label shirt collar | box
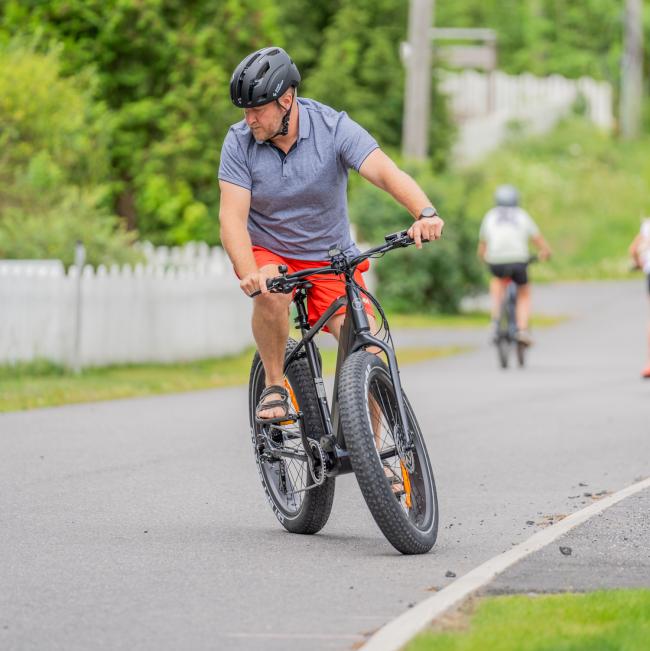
[297,99,311,140]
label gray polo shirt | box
[218,97,379,260]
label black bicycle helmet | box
[230,47,301,108]
[494,184,519,207]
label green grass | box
[462,117,650,281]
[0,345,467,413]
[408,590,650,651]
[386,310,567,329]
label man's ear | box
[279,89,294,111]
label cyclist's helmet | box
[494,184,519,207]
[230,47,301,108]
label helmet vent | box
[254,62,270,81]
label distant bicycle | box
[248,230,439,555]
[494,256,538,369]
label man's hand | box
[239,266,279,297]
[407,216,444,249]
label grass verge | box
[0,345,468,413]
[386,310,567,329]
[407,590,650,651]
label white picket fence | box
[0,236,375,368]
[441,70,614,163]
[0,252,252,367]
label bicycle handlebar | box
[249,229,423,298]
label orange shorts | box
[250,246,374,329]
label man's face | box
[243,91,292,141]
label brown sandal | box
[255,385,291,424]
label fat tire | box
[498,337,509,369]
[516,341,526,367]
[249,338,335,534]
[338,351,438,555]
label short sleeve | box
[218,130,252,190]
[520,209,540,237]
[335,112,379,171]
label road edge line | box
[360,476,650,651]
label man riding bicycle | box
[218,47,444,422]
[477,185,551,346]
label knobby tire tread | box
[338,351,437,555]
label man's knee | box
[254,292,292,315]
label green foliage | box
[436,0,633,85]
[461,117,650,280]
[1,0,648,299]
[0,41,138,265]
[350,165,484,313]
[304,0,454,166]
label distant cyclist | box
[477,185,551,346]
[629,217,650,378]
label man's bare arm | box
[219,181,257,278]
[629,234,643,268]
[359,149,432,218]
[359,149,444,247]
[531,234,552,261]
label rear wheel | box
[516,341,526,367]
[338,351,438,555]
[497,334,509,369]
[249,338,335,534]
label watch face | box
[420,207,436,219]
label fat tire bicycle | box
[248,230,439,555]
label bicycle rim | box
[367,369,436,532]
[252,375,311,518]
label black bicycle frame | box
[282,271,412,477]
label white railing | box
[0,255,252,367]
[440,70,614,163]
[0,237,375,368]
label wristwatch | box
[418,206,438,220]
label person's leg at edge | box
[252,263,293,420]
[641,286,650,379]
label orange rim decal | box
[400,461,412,509]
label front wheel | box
[338,351,438,554]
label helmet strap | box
[267,91,294,141]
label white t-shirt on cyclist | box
[639,219,650,274]
[479,207,540,264]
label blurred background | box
[0,0,648,376]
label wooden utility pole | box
[620,0,643,139]
[402,0,434,159]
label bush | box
[0,41,138,265]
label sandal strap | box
[256,385,291,422]
[259,385,289,401]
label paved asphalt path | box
[1,281,649,651]
[486,486,650,595]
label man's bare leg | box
[515,283,531,330]
[252,264,293,420]
[490,277,506,321]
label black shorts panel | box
[488,262,529,285]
